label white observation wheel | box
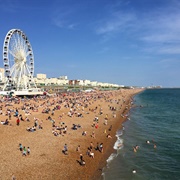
[3,29,37,91]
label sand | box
[0,88,143,180]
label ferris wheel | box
[3,29,37,91]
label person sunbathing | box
[52,130,59,136]
[1,119,9,125]
[26,126,36,132]
[26,126,31,131]
[82,131,87,136]
[89,151,94,158]
[107,134,112,138]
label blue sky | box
[0,0,180,87]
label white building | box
[83,80,91,86]
[90,81,98,86]
[45,78,57,85]
[37,74,47,79]
[56,78,69,85]
[34,78,45,85]
[59,76,68,80]
[0,67,122,88]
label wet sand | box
[0,88,143,180]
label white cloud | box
[67,23,78,30]
[158,58,177,64]
[94,1,180,56]
[141,13,180,43]
[158,46,180,54]
[52,7,78,29]
[52,18,65,28]
[95,11,136,35]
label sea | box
[102,88,180,180]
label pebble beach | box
[0,88,143,180]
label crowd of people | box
[0,89,137,179]
[19,143,30,156]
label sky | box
[0,0,180,87]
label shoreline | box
[90,89,144,180]
[0,88,144,180]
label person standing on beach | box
[76,145,80,152]
[109,125,112,131]
[79,154,85,166]
[27,147,30,155]
[19,143,23,151]
[8,112,11,120]
[90,142,94,150]
[63,144,68,155]
[22,146,27,156]
[91,131,95,138]
[80,154,83,161]
[15,109,19,117]
[95,123,99,129]
[99,143,103,153]
[16,118,20,126]
[96,142,99,151]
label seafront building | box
[0,67,123,89]
[34,74,121,88]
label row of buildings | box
[0,68,123,88]
[34,74,122,87]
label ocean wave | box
[106,153,117,163]
[106,129,124,168]
[114,138,124,150]
[114,129,124,150]
[116,129,123,137]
